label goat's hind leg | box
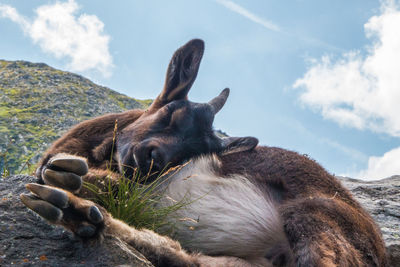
[281,198,386,267]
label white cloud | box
[293,0,400,179]
[215,0,280,32]
[0,0,113,76]
[294,1,400,137]
[356,146,400,180]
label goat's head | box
[117,39,258,180]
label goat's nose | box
[146,147,160,168]
[139,145,165,173]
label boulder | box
[0,175,153,267]
[339,175,400,266]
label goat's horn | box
[208,88,230,114]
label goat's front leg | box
[36,153,122,199]
[21,184,106,238]
[20,181,199,267]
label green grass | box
[0,150,37,178]
[1,151,10,178]
[0,107,10,117]
[0,60,8,68]
[84,167,189,234]
[136,99,153,108]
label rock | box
[339,175,400,266]
[0,59,152,174]
[0,175,153,267]
[1,174,399,266]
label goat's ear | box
[151,39,204,109]
[220,136,258,155]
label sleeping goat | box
[21,39,387,266]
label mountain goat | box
[21,39,387,266]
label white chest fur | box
[159,155,286,258]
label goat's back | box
[218,146,387,266]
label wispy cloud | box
[0,4,29,28]
[281,116,367,163]
[215,0,280,32]
[215,0,341,51]
[0,0,113,77]
[319,137,368,163]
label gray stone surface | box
[339,175,400,266]
[0,175,153,267]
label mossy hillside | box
[0,60,151,174]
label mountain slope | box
[0,60,151,174]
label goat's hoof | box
[49,157,88,176]
[20,193,63,222]
[21,183,104,238]
[43,169,82,192]
[42,155,88,193]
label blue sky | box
[1,0,400,180]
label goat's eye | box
[155,105,173,126]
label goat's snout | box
[134,142,168,176]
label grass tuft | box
[1,151,10,178]
[84,168,189,234]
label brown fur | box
[37,109,144,173]
[217,146,387,266]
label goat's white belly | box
[159,156,285,258]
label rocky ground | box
[0,174,399,266]
[339,175,400,265]
[0,60,151,174]
[0,175,153,267]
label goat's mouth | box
[117,148,138,180]
[118,152,164,183]
[119,162,137,180]
[135,159,167,184]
